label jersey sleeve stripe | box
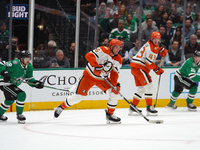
[146,58,152,64]
[91,51,99,58]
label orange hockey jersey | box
[83,46,122,86]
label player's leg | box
[54,75,94,118]
[0,99,14,121]
[97,80,121,123]
[144,83,158,116]
[129,68,150,115]
[166,75,185,109]
[186,82,198,111]
[16,91,26,123]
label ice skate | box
[105,109,121,124]
[54,105,64,118]
[0,115,8,121]
[165,103,177,109]
[146,105,158,116]
[187,103,197,111]
[128,105,142,116]
[17,114,26,124]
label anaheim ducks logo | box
[154,47,157,50]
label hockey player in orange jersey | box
[129,31,168,116]
[54,39,122,123]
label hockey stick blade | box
[148,119,164,124]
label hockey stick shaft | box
[154,74,161,108]
[11,79,69,92]
[104,78,163,124]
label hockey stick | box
[154,74,161,108]
[104,78,163,124]
[10,79,70,92]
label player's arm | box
[25,64,44,89]
[0,61,10,82]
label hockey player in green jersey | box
[166,50,200,111]
[0,50,44,123]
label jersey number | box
[136,47,145,58]
[149,54,156,60]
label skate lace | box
[149,106,155,110]
[111,114,118,119]
[1,115,6,119]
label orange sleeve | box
[145,62,157,70]
[110,70,118,87]
[85,52,98,67]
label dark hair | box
[0,21,6,27]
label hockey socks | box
[0,100,14,116]
[186,86,197,104]
[169,91,180,105]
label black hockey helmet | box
[19,50,31,59]
[194,50,200,57]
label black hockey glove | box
[33,80,44,89]
[1,70,10,82]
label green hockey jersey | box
[176,57,200,82]
[0,59,36,86]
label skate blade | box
[188,108,197,112]
[146,112,158,116]
[18,120,25,124]
[165,106,177,109]
[106,120,121,124]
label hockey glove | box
[33,80,44,89]
[153,66,164,75]
[159,47,168,57]
[93,64,103,76]
[1,70,10,82]
[111,83,120,94]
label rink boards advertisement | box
[1,68,200,111]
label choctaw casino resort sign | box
[7,4,29,19]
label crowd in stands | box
[96,0,200,67]
[1,0,200,68]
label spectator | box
[115,3,127,21]
[182,18,196,42]
[185,6,196,23]
[98,2,107,17]
[99,38,109,46]
[98,7,112,42]
[124,13,137,34]
[155,12,169,28]
[132,7,146,27]
[118,37,130,67]
[196,29,200,44]
[152,4,166,23]
[126,0,139,16]
[165,20,176,40]
[80,1,96,17]
[141,14,156,30]
[68,42,75,67]
[47,40,58,53]
[165,40,185,66]
[175,0,184,15]
[170,27,185,50]
[159,25,170,49]
[128,38,141,62]
[0,21,9,43]
[2,36,20,61]
[33,43,47,68]
[187,0,199,14]
[184,34,200,59]
[142,0,155,15]
[109,20,130,41]
[106,0,118,16]
[141,18,158,43]
[67,42,86,68]
[109,13,120,31]
[193,12,200,31]
[50,50,70,68]
[0,21,9,57]
[168,3,180,24]
[173,15,183,28]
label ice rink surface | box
[0,107,200,150]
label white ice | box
[0,107,200,150]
